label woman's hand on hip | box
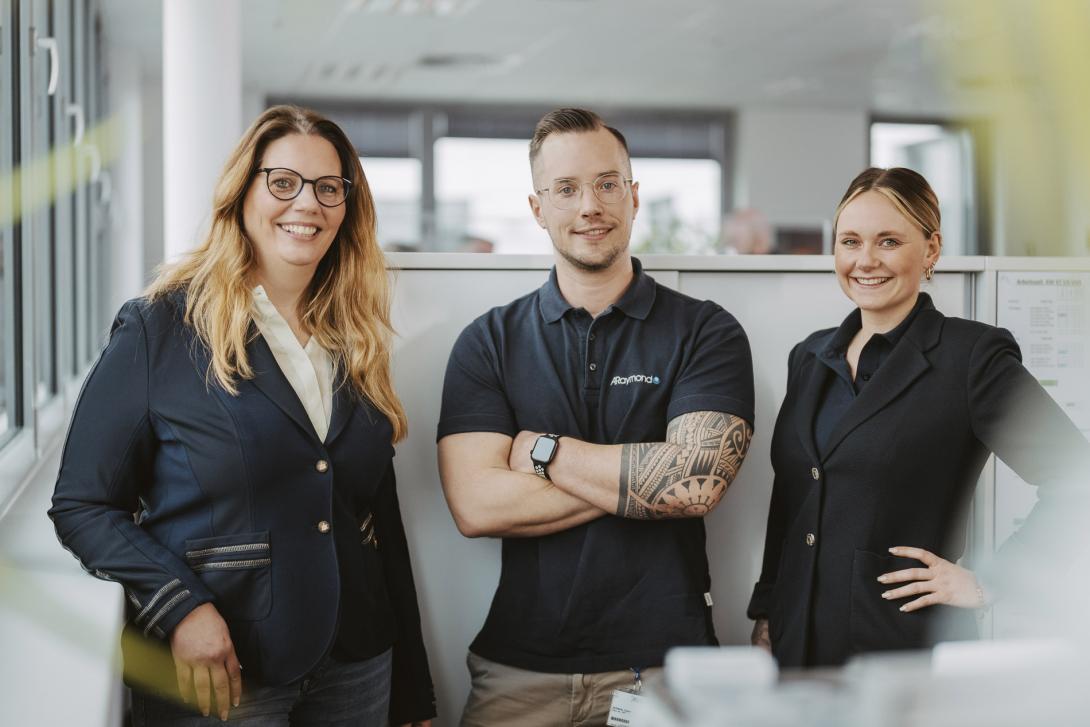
[751,618,771,651]
[878,546,986,611]
[170,602,242,720]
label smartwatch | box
[530,434,561,480]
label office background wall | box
[85,1,1090,274]
[733,109,868,232]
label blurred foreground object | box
[641,642,1090,726]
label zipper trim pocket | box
[186,543,270,560]
[192,558,272,572]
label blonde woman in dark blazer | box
[51,106,434,726]
[748,167,1090,667]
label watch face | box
[530,436,558,464]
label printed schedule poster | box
[994,271,1090,546]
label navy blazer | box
[50,294,435,722]
[748,297,1090,667]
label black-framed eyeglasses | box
[535,173,634,210]
[257,167,352,207]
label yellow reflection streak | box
[0,558,198,710]
[931,0,1090,255]
[0,113,122,228]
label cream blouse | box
[251,285,333,441]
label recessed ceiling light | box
[417,53,503,69]
[344,0,479,16]
[764,77,808,97]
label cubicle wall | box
[386,253,979,724]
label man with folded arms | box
[438,107,755,727]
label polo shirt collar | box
[538,267,571,323]
[537,257,657,323]
[612,258,656,320]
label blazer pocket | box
[184,531,272,622]
[848,549,929,655]
[359,512,379,550]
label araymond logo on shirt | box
[610,373,660,386]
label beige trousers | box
[459,651,662,727]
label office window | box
[0,0,109,463]
[0,238,12,442]
[73,0,91,367]
[88,10,111,353]
[0,0,13,443]
[631,158,721,254]
[18,0,55,406]
[53,0,76,383]
[299,103,733,254]
[434,137,545,254]
[32,117,56,407]
[434,141,725,255]
[362,157,422,251]
[871,121,976,255]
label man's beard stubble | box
[553,239,627,272]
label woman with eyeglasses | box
[50,105,435,726]
[747,167,1090,667]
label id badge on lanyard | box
[606,668,647,727]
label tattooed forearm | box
[617,411,753,519]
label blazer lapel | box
[820,308,943,460]
[794,344,829,469]
[324,383,355,445]
[247,332,321,442]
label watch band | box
[531,433,561,481]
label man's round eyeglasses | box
[535,173,633,210]
[257,167,352,208]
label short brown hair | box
[834,167,941,239]
[529,107,630,169]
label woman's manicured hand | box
[878,546,986,612]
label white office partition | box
[388,259,551,722]
[387,253,983,723]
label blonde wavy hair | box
[146,104,407,442]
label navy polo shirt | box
[437,258,754,673]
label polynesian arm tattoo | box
[617,411,753,519]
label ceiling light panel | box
[344,0,480,16]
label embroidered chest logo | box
[610,373,661,386]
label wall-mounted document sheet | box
[995,272,1090,547]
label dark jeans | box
[132,648,392,727]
